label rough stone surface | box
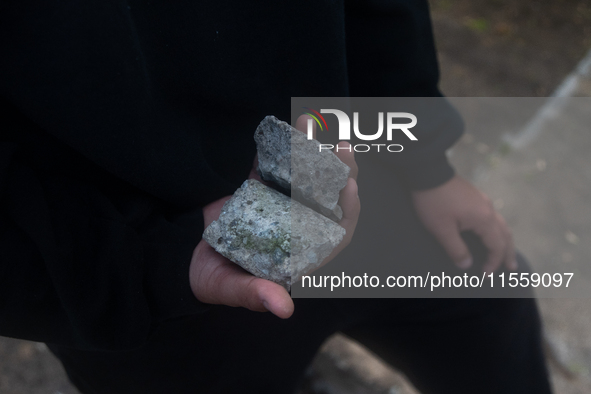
[255,116,350,221]
[203,179,345,290]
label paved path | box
[465,52,591,394]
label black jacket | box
[0,0,461,350]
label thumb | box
[191,241,295,318]
[295,114,316,139]
[214,269,294,319]
[430,225,473,269]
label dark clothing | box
[0,0,456,350]
[50,298,549,394]
[0,0,551,393]
[49,154,552,394]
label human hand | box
[411,175,517,273]
[189,115,360,319]
[294,115,360,268]
[189,196,294,319]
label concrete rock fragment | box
[255,115,350,221]
[203,179,345,290]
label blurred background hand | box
[411,175,517,273]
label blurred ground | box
[467,93,591,393]
[432,0,591,97]
[436,3,591,393]
[0,340,77,394]
[1,1,591,393]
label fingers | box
[412,176,518,274]
[475,222,506,274]
[338,177,360,243]
[256,279,295,319]
[497,212,518,271]
[190,241,295,319]
[334,141,359,181]
[430,223,473,269]
[319,177,360,266]
[295,114,316,140]
[339,178,361,231]
[296,115,358,181]
[296,115,359,179]
[429,216,517,274]
[467,203,519,273]
[333,141,360,256]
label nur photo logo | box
[302,108,418,153]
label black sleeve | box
[0,107,207,351]
[344,0,464,189]
[0,1,256,351]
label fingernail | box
[457,257,472,269]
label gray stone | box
[255,115,350,221]
[203,179,346,290]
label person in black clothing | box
[0,1,552,393]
